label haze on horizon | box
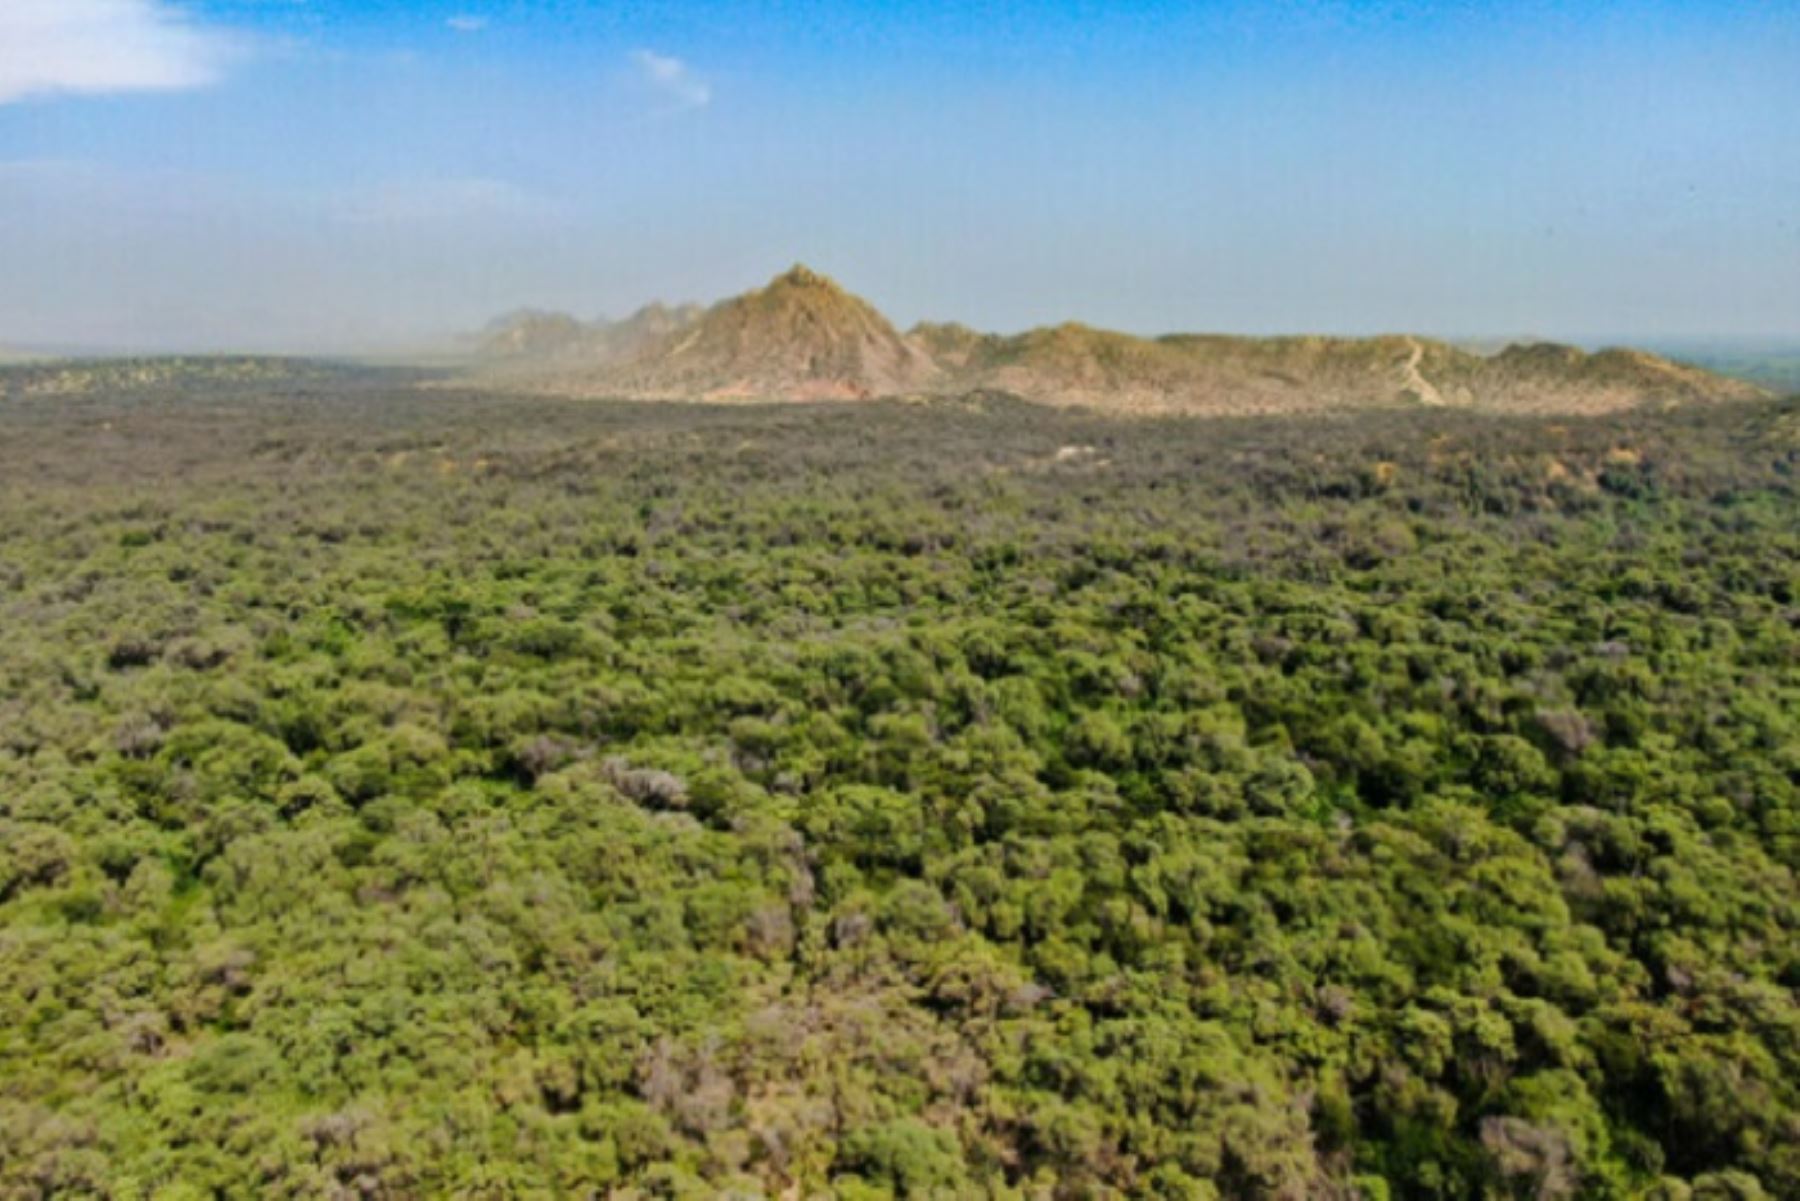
[1,0,1796,356]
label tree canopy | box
[1,377,1796,1198]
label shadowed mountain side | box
[473,267,1769,414]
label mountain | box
[477,309,590,359]
[474,268,1768,413]
[478,302,705,365]
[484,266,936,401]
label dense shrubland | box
[0,378,1796,1199]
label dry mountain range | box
[476,265,1768,414]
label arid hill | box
[475,267,1769,414]
[479,303,705,367]
[0,356,366,400]
[477,309,590,359]
[483,267,936,401]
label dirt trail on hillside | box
[1400,337,1446,406]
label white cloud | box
[446,15,489,33]
[0,0,240,105]
[631,49,710,112]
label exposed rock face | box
[474,268,1769,414]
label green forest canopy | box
[1,377,1796,1198]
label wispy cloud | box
[446,15,489,34]
[631,49,711,112]
[0,0,241,105]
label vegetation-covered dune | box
[0,378,1795,1197]
[0,356,376,401]
[1657,346,1800,397]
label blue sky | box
[1,0,1796,352]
